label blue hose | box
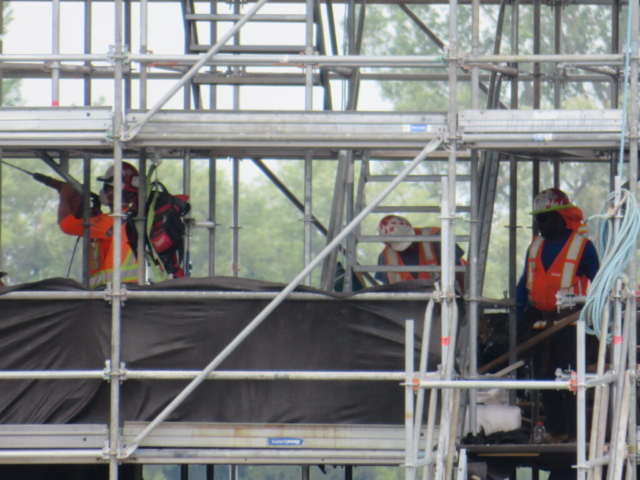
[580,190,640,339]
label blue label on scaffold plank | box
[268,437,304,446]
[410,124,427,132]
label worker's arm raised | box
[57,183,84,224]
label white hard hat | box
[532,188,573,215]
[378,215,415,252]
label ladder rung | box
[190,45,308,54]
[372,206,472,213]
[186,13,308,22]
[358,235,470,243]
[365,174,471,183]
[352,265,466,273]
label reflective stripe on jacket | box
[60,213,138,289]
[381,227,440,284]
[525,232,589,313]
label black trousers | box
[532,325,578,436]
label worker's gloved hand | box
[32,173,65,192]
[90,192,102,216]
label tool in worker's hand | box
[0,159,35,176]
[0,159,101,213]
[0,159,66,191]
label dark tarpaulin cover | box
[0,277,446,425]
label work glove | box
[33,173,65,192]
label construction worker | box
[516,188,599,442]
[376,215,466,290]
[56,162,139,289]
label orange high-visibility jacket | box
[59,213,138,289]
[526,231,589,312]
[381,227,440,284]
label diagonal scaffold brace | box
[120,132,446,458]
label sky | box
[3,1,393,111]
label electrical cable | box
[580,190,640,339]
[66,236,82,278]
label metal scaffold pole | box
[625,3,638,479]
[108,0,126,477]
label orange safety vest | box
[60,213,138,289]
[525,232,589,313]
[381,227,440,284]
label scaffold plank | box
[0,425,107,448]
[458,109,623,133]
[123,422,433,451]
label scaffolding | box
[0,0,638,478]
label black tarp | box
[0,277,447,425]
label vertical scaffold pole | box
[625,3,638,479]
[508,156,517,406]
[52,0,60,106]
[413,299,435,461]
[136,153,147,284]
[588,303,610,480]
[183,151,192,276]
[468,0,480,434]
[304,152,313,286]
[209,158,217,277]
[109,0,125,477]
[405,320,416,480]
[139,0,148,109]
[302,0,314,285]
[232,158,240,277]
[577,319,587,480]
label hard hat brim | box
[530,203,574,215]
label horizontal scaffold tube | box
[0,290,434,301]
[0,450,105,460]
[0,371,104,379]
[128,53,624,67]
[461,134,622,142]
[129,449,407,462]
[123,370,406,381]
[418,379,572,389]
[0,53,624,70]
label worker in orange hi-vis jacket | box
[35,162,140,289]
[516,188,599,443]
[376,214,466,292]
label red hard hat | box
[97,162,139,192]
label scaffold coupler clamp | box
[107,44,131,65]
[103,360,127,384]
[102,441,111,459]
[433,282,443,304]
[103,360,111,382]
[569,371,578,393]
[412,372,421,392]
[556,289,575,310]
[104,283,129,305]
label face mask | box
[99,188,109,207]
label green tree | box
[361,3,615,110]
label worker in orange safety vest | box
[376,215,466,291]
[56,162,139,289]
[516,188,599,442]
